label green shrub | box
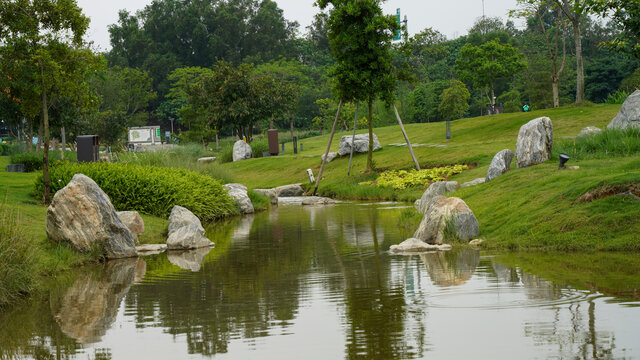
[0,205,38,307]
[10,153,43,172]
[34,162,239,222]
[219,146,234,164]
[554,127,640,160]
[360,165,469,190]
[0,143,20,156]
[605,89,629,104]
[250,138,269,158]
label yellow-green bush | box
[362,165,468,189]
[35,162,238,222]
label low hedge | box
[0,143,19,156]
[35,162,239,222]
[10,152,44,172]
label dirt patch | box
[577,183,640,203]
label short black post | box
[446,119,451,140]
[281,142,285,154]
[293,136,298,154]
[300,143,303,152]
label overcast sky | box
[77,0,523,51]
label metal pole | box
[393,104,420,171]
[348,102,359,176]
[313,99,343,196]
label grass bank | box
[222,103,640,251]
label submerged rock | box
[167,206,214,250]
[607,90,640,130]
[337,133,382,156]
[486,149,514,182]
[136,244,167,255]
[515,117,553,168]
[414,196,479,244]
[224,183,255,214]
[301,196,335,206]
[46,174,137,259]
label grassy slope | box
[223,104,640,251]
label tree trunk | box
[574,20,584,104]
[61,126,66,161]
[290,114,294,142]
[366,101,374,173]
[37,122,43,154]
[348,102,359,176]
[42,87,51,205]
[552,78,560,108]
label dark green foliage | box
[0,143,19,156]
[250,138,269,158]
[34,163,238,222]
[554,127,640,160]
[498,90,523,113]
[9,153,42,172]
[605,90,629,104]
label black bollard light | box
[559,153,570,169]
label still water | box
[1,202,640,359]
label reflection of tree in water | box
[492,262,619,359]
[420,248,480,287]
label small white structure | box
[128,126,172,152]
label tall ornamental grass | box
[554,128,640,160]
[118,143,235,184]
[0,205,38,308]
[35,162,239,222]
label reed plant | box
[554,127,640,160]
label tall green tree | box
[456,39,527,108]
[438,79,470,120]
[317,0,399,172]
[0,0,100,204]
[590,0,640,60]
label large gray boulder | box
[486,149,514,182]
[224,183,254,214]
[414,196,479,244]
[390,238,452,253]
[275,183,305,197]
[608,90,640,130]
[515,117,553,168]
[417,181,459,213]
[167,206,214,250]
[577,126,603,138]
[232,140,253,161]
[116,211,144,242]
[253,188,278,205]
[46,174,137,259]
[337,133,382,156]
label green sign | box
[156,128,161,137]
[393,8,401,41]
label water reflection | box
[0,203,639,360]
[167,247,212,272]
[50,258,144,344]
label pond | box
[1,202,639,359]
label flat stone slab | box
[136,244,167,255]
[278,196,336,206]
[390,238,453,253]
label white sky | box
[77,0,522,51]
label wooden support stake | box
[313,99,343,196]
[347,102,359,176]
[393,104,420,171]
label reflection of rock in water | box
[51,258,144,344]
[232,214,254,244]
[167,247,212,272]
[520,272,562,300]
[492,262,520,283]
[420,248,479,286]
[342,222,385,248]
